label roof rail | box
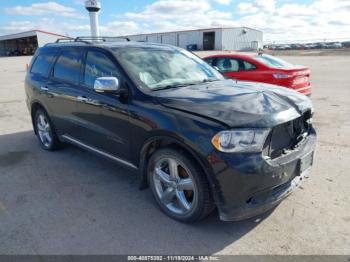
[75,36,106,42]
[55,38,76,43]
[76,36,130,42]
[55,36,130,44]
[54,36,130,45]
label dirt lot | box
[0,55,349,255]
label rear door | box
[45,47,84,137]
[213,57,264,83]
[233,59,263,82]
[26,50,57,114]
[73,48,131,161]
[215,57,241,79]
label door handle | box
[40,86,49,91]
[77,96,88,102]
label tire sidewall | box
[35,109,57,151]
[147,148,207,222]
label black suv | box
[25,38,316,222]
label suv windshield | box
[114,47,223,90]
[254,54,294,69]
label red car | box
[203,53,312,95]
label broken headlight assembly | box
[211,129,271,153]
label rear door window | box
[216,57,239,72]
[53,49,83,84]
[30,53,56,77]
[83,50,120,88]
[242,60,257,71]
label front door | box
[73,48,131,161]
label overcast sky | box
[1,0,349,43]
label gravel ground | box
[0,55,349,255]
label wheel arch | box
[30,101,48,134]
[138,135,217,193]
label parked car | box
[298,44,309,50]
[312,43,325,49]
[325,42,342,49]
[341,41,350,48]
[304,43,317,49]
[25,39,316,222]
[204,53,312,95]
[290,44,303,50]
[274,45,286,50]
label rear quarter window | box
[30,53,56,77]
[254,54,294,69]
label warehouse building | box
[124,27,263,51]
[0,30,69,56]
[0,27,263,56]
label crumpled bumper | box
[207,128,316,221]
[219,168,311,221]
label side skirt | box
[61,134,138,170]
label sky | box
[0,0,350,43]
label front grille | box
[263,110,312,159]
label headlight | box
[211,129,271,153]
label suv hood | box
[153,80,313,128]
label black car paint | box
[26,42,316,221]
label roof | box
[203,52,265,62]
[204,52,258,58]
[0,30,70,41]
[121,26,262,38]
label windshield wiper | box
[202,78,219,83]
[151,79,219,91]
[152,83,196,91]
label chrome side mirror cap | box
[94,77,120,93]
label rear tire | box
[34,109,61,151]
[148,148,214,223]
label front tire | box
[34,109,61,151]
[148,148,214,223]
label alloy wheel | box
[36,113,52,148]
[152,157,197,215]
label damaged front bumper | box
[208,128,316,221]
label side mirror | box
[94,77,124,94]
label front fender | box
[137,133,223,210]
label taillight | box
[273,73,293,79]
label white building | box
[0,30,69,56]
[0,27,263,56]
[124,27,263,51]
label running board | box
[61,135,138,170]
